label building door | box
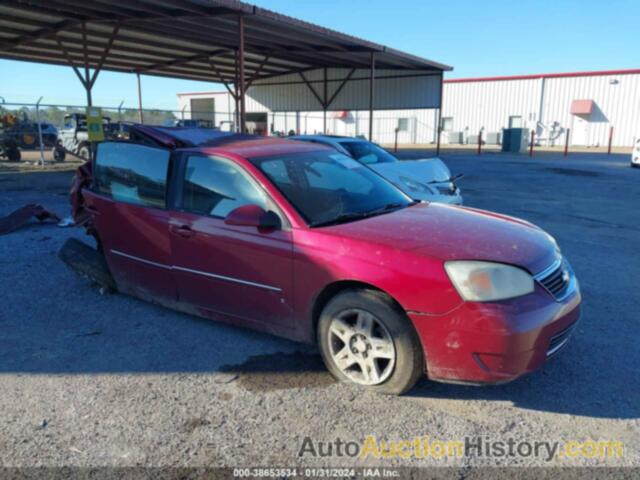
[571,116,589,146]
[246,112,268,136]
[190,98,215,127]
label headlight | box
[544,233,562,256]
[444,261,534,302]
[436,183,456,195]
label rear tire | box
[53,145,66,162]
[7,147,20,162]
[317,289,424,395]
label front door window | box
[182,155,267,218]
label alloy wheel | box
[327,308,396,386]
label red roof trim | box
[177,91,230,96]
[444,68,640,84]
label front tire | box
[78,143,91,161]
[317,289,424,395]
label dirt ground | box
[0,150,84,175]
[0,150,638,474]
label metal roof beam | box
[89,22,121,88]
[298,71,326,109]
[325,68,356,108]
[0,18,80,50]
[0,51,234,83]
[12,43,246,78]
[8,41,276,75]
[137,48,230,74]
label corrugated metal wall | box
[249,68,442,111]
[542,73,640,147]
[442,72,640,147]
[443,79,541,139]
[177,71,640,147]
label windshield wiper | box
[426,173,464,184]
[311,201,416,227]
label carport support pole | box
[436,73,444,156]
[435,111,442,156]
[529,130,535,157]
[136,73,144,124]
[238,15,246,134]
[368,52,376,142]
[323,68,328,134]
[607,126,614,155]
[234,50,241,132]
[85,86,92,107]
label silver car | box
[290,135,463,205]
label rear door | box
[84,141,176,303]
[169,153,294,327]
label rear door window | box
[94,142,170,208]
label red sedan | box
[72,126,581,394]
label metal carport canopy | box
[0,0,452,135]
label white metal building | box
[178,68,640,147]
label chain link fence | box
[0,99,443,165]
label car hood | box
[323,203,557,275]
[371,158,451,185]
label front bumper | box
[409,275,581,384]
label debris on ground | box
[0,204,61,236]
[57,216,75,228]
[58,237,116,292]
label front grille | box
[547,321,577,357]
[537,261,570,299]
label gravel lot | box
[0,151,638,472]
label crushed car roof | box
[129,125,331,157]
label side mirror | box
[224,204,281,231]
[451,173,464,182]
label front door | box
[170,153,294,327]
[85,141,176,303]
[571,116,590,146]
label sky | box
[0,0,638,111]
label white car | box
[290,135,463,204]
[632,138,640,168]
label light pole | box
[35,96,45,166]
[117,100,124,122]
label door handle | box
[170,224,195,239]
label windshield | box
[251,150,414,227]
[339,141,397,164]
